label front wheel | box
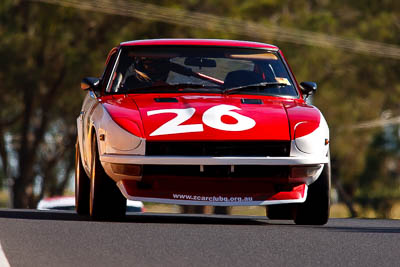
[294,159,331,225]
[89,134,127,220]
[75,139,90,215]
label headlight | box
[112,117,143,138]
[106,119,142,151]
[294,113,329,155]
[98,109,144,154]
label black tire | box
[89,134,127,220]
[294,159,331,225]
[75,139,90,215]
[266,204,295,220]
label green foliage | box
[355,126,400,218]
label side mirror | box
[300,81,317,97]
[81,77,100,91]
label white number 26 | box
[147,104,256,136]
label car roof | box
[120,39,279,50]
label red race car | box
[76,39,330,224]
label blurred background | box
[1,0,400,218]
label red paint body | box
[102,94,320,141]
[100,39,320,141]
[78,39,329,208]
[121,39,279,50]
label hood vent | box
[154,97,178,103]
[241,99,263,104]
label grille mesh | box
[143,165,289,178]
[145,141,290,157]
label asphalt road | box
[0,209,399,267]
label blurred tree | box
[355,125,400,218]
[0,0,128,207]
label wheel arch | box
[88,125,99,176]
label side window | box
[109,51,136,93]
[100,49,120,93]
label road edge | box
[0,242,10,267]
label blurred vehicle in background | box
[37,196,144,212]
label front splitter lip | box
[101,154,328,166]
[117,181,308,206]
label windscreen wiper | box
[223,82,288,94]
[125,83,219,93]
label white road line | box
[0,242,10,267]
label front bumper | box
[117,180,308,206]
[100,154,327,206]
[100,154,328,166]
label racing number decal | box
[203,104,256,131]
[147,104,256,136]
[147,108,203,136]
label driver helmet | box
[135,57,170,82]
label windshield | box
[106,46,298,97]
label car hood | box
[102,94,320,141]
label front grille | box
[143,165,289,179]
[145,141,290,157]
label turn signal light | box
[110,163,142,176]
[290,165,321,179]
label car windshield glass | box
[106,46,298,97]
